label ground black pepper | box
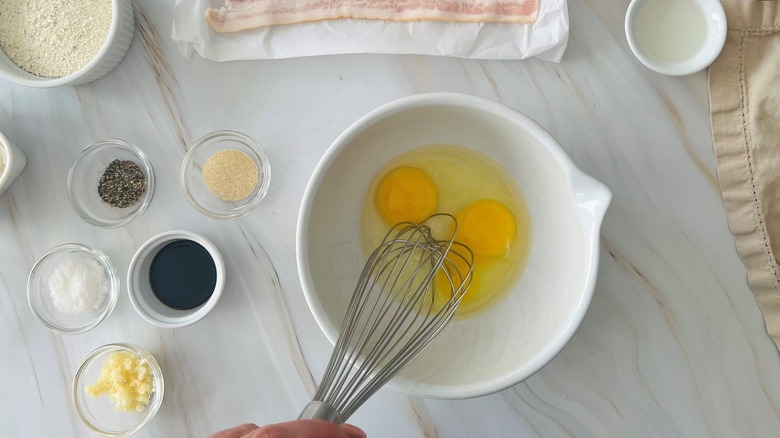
[97,159,147,208]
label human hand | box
[208,419,366,438]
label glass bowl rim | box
[67,139,155,228]
[27,243,120,335]
[180,129,271,220]
[72,342,165,437]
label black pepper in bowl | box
[98,159,147,208]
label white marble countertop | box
[2,0,780,436]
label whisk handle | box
[298,401,344,423]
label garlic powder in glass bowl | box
[181,130,271,220]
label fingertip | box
[339,423,367,438]
[240,423,261,428]
[207,423,260,438]
[235,423,261,432]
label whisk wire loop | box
[303,214,474,422]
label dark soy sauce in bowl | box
[149,239,217,310]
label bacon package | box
[206,0,539,33]
[172,0,567,61]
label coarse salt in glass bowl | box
[73,343,164,437]
[27,243,119,335]
[68,139,155,228]
[180,130,271,220]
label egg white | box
[360,144,531,317]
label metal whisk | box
[299,213,473,423]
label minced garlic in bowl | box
[86,350,154,412]
[73,343,164,436]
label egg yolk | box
[455,199,516,258]
[376,167,438,224]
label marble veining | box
[2,0,780,437]
[135,4,191,152]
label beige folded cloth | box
[709,0,780,349]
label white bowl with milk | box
[625,0,727,76]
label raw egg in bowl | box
[362,145,532,318]
[297,93,611,399]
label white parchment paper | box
[172,0,568,61]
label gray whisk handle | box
[298,401,344,423]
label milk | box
[636,0,708,63]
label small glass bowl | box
[68,139,155,228]
[180,130,271,220]
[73,343,164,437]
[27,243,119,335]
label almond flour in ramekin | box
[0,0,112,78]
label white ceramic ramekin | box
[297,93,612,399]
[0,0,135,87]
[625,0,727,76]
[127,230,225,329]
[0,129,26,197]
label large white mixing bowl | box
[297,93,611,399]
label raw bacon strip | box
[206,0,538,33]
